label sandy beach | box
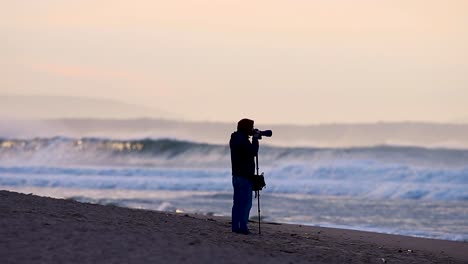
[0,190,466,264]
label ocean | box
[1,137,467,241]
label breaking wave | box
[1,137,468,167]
[1,137,468,201]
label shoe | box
[235,229,250,235]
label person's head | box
[237,118,254,135]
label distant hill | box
[1,118,468,149]
[0,95,171,119]
[455,117,468,124]
[1,95,467,148]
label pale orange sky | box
[2,1,468,124]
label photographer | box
[229,118,259,234]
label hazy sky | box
[2,0,467,124]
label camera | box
[253,129,273,139]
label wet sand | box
[0,190,466,263]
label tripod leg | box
[257,191,261,235]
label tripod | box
[255,154,263,235]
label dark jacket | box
[230,131,259,178]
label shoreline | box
[1,190,467,263]
[2,185,465,243]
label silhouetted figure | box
[229,118,259,234]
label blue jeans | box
[232,176,253,233]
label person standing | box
[229,118,259,234]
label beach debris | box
[175,209,184,214]
[381,258,387,263]
[398,248,413,253]
[188,239,201,246]
[183,214,195,219]
[265,222,281,225]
